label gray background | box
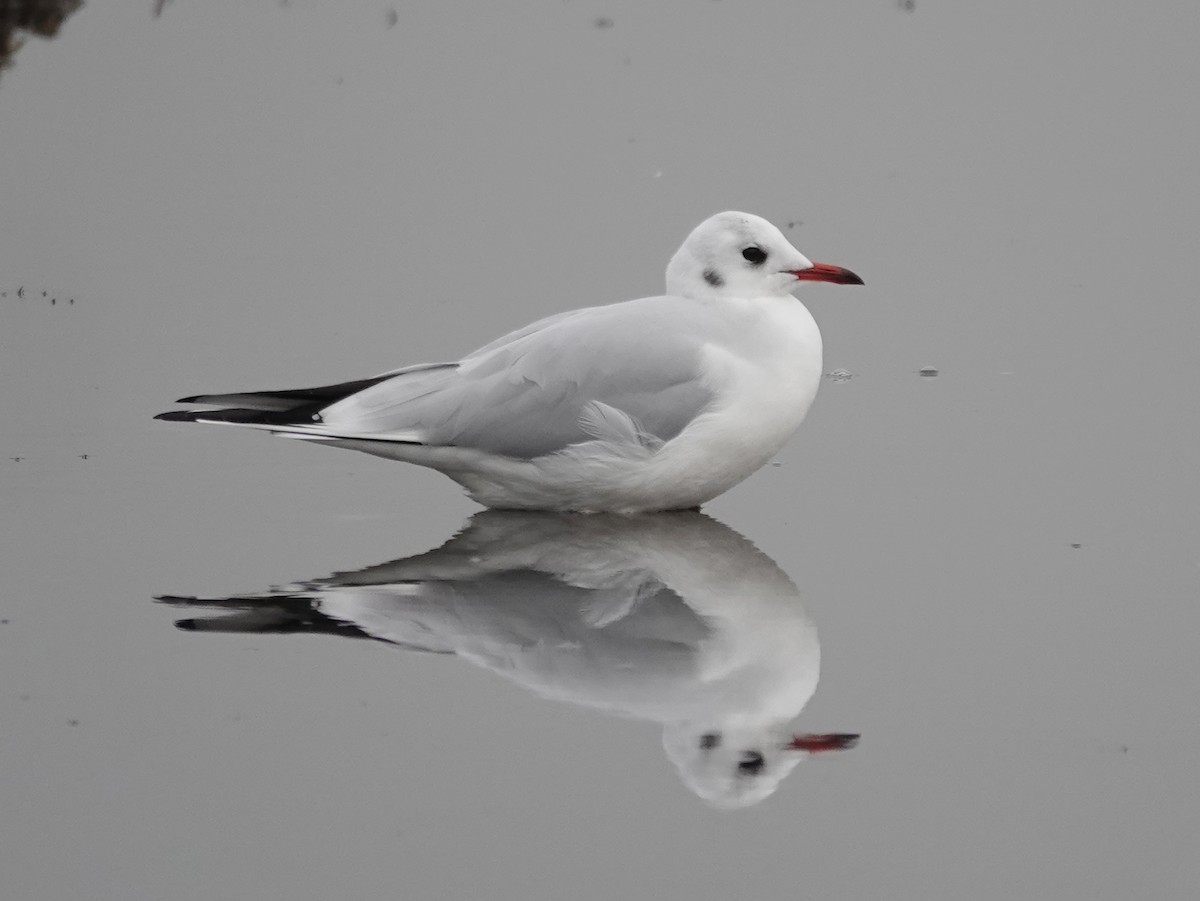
[2,1,1198,899]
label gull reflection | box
[159,512,857,808]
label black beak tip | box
[842,270,865,286]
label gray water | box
[2,2,1199,899]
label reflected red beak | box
[785,732,860,753]
[788,262,865,285]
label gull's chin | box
[774,274,807,294]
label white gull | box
[158,212,863,512]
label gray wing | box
[318,296,717,459]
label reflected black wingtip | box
[154,410,202,423]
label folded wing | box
[317,297,716,459]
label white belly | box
[449,297,824,512]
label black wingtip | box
[154,410,201,423]
[176,395,204,403]
[175,619,200,631]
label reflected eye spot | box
[702,268,724,288]
[737,751,766,775]
[742,246,767,265]
[699,732,721,750]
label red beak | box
[788,262,864,285]
[785,732,860,753]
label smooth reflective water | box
[161,511,857,809]
[3,3,1199,900]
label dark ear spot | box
[703,268,724,288]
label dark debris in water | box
[919,368,939,378]
[593,16,614,29]
[1,0,82,75]
[6,454,92,461]
[3,285,76,305]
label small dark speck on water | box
[80,454,89,460]
[10,457,23,462]
[786,221,802,229]
[42,291,47,296]
[594,16,614,29]
[0,618,8,624]
[919,368,939,377]
[770,462,782,467]
[898,0,915,11]
[1070,543,1082,549]
[67,719,80,726]
[51,298,56,305]
[385,8,397,28]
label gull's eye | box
[742,246,768,265]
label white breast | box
[446,296,823,512]
[648,296,823,492]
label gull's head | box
[662,723,860,809]
[665,211,863,301]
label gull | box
[159,511,859,807]
[157,212,863,512]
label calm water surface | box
[2,3,1198,899]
